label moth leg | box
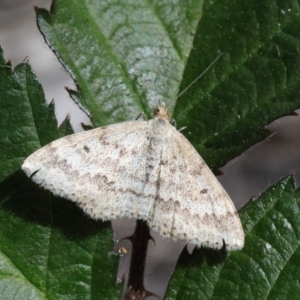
[170,118,177,127]
[135,112,146,120]
[171,119,186,132]
[178,126,187,132]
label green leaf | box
[0,50,121,299]
[37,0,202,125]
[175,0,300,167]
[167,177,300,300]
[1,0,300,299]
[36,0,300,169]
[0,172,121,299]
[0,51,67,182]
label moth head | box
[153,102,170,120]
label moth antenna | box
[113,42,156,101]
[176,52,223,100]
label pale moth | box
[22,103,244,250]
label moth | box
[22,103,244,250]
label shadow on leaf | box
[178,244,227,269]
[0,169,110,240]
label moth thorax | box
[153,103,170,121]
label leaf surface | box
[1,0,300,299]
